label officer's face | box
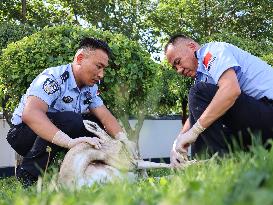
[166,42,198,78]
[77,49,109,87]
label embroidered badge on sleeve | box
[203,52,216,71]
[43,78,60,95]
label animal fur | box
[58,120,194,188]
[58,142,136,188]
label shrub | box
[262,53,273,66]
[0,21,36,123]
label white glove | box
[52,130,103,149]
[175,120,205,154]
[170,139,188,167]
[115,132,138,159]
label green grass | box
[1,143,273,205]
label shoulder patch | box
[43,78,60,95]
[60,71,70,83]
[203,52,216,71]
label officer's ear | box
[187,42,196,50]
[76,52,84,64]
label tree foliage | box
[60,0,159,53]
[0,22,36,52]
[147,0,273,42]
[0,0,75,28]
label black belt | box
[260,96,273,105]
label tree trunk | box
[21,0,27,23]
[1,96,12,126]
[72,0,80,25]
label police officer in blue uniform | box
[7,37,137,186]
[164,34,273,167]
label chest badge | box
[62,96,73,103]
[83,91,93,105]
[83,98,92,105]
[60,71,69,83]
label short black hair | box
[164,34,192,53]
[79,37,112,57]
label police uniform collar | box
[195,47,207,74]
[194,51,198,59]
[67,64,78,90]
[195,47,202,59]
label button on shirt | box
[195,42,273,100]
[12,64,103,125]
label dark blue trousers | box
[188,82,273,156]
[7,111,103,179]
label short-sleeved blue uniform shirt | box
[195,42,273,100]
[12,64,103,125]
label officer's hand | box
[170,139,189,168]
[68,137,103,149]
[115,132,139,159]
[175,120,205,154]
[52,130,103,149]
[170,149,186,168]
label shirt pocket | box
[53,97,74,112]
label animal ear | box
[83,120,99,131]
[83,120,110,140]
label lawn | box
[1,143,273,205]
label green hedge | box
[262,53,273,66]
[0,25,159,121]
[0,22,36,122]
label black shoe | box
[16,166,37,188]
